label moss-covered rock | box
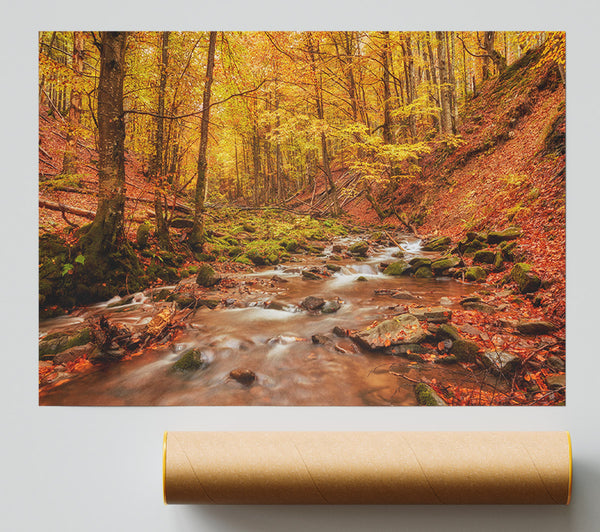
[516,320,558,335]
[383,260,411,276]
[511,263,541,293]
[196,264,221,287]
[39,328,91,360]
[136,222,151,249]
[473,249,496,264]
[436,324,462,341]
[493,251,504,270]
[302,270,321,280]
[246,240,284,265]
[409,257,432,270]
[348,241,369,257]
[325,263,341,272]
[414,383,447,406]
[172,349,207,373]
[487,227,522,244]
[170,218,194,229]
[464,266,487,282]
[499,240,518,261]
[355,276,368,282]
[431,256,462,274]
[450,339,481,362]
[414,266,433,278]
[421,236,451,251]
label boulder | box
[450,339,481,362]
[383,260,412,276]
[499,240,518,261]
[421,236,451,252]
[487,227,522,244]
[332,326,348,337]
[229,368,257,386]
[414,266,433,278]
[462,301,497,314]
[302,270,321,280]
[351,314,426,350]
[325,263,342,272]
[431,256,462,274]
[436,324,462,341]
[464,266,487,282]
[409,306,452,323]
[301,296,325,311]
[473,249,496,264]
[355,276,368,282]
[481,350,520,375]
[196,264,221,287]
[348,241,369,257]
[516,320,558,335]
[166,292,197,309]
[39,328,92,360]
[414,383,447,406]
[511,263,541,293]
[490,252,502,270]
[409,257,432,270]
[311,334,329,344]
[172,349,207,373]
[439,297,453,306]
[322,300,342,314]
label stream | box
[39,235,486,406]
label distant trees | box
[39,31,564,249]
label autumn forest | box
[38,31,566,406]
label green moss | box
[136,222,152,249]
[414,383,446,406]
[511,263,541,293]
[172,349,207,372]
[450,339,481,362]
[196,264,220,287]
[464,266,487,282]
[383,260,411,276]
[348,241,369,257]
[414,266,433,278]
[39,328,91,359]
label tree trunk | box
[484,31,507,76]
[381,31,393,144]
[188,31,217,250]
[84,31,128,254]
[62,31,84,175]
[436,31,454,135]
[153,31,171,249]
[306,32,341,216]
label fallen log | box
[39,199,95,220]
[39,199,152,224]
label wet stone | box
[481,350,520,375]
[311,334,329,344]
[321,300,342,314]
[301,296,326,311]
[229,368,257,386]
[414,383,447,405]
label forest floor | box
[38,51,566,406]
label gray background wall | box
[2,1,599,530]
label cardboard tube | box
[163,431,572,505]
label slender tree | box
[62,31,84,175]
[153,31,171,249]
[188,31,218,250]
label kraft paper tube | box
[163,431,572,505]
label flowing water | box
[39,236,483,406]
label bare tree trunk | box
[62,32,84,175]
[381,31,393,144]
[436,31,454,135]
[188,31,217,250]
[84,32,128,254]
[306,32,341,216]
[153,31,171,249]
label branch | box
[456,34,492,59]
[123,81,266,120]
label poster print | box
[38,31,565,406]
